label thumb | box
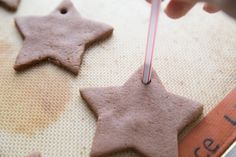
[203,3,221,13]
[165,0,197,19]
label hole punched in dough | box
[60,8,68,14]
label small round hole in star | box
[60,8,68,14]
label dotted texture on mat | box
[0,0,236,157]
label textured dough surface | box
[14,0,113,75]
[80,67,203,157]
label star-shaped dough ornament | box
[14,0,113,75]
[80,67,203,157]
[0,0,20,11]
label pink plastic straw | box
[143,0,161,84]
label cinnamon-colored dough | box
[80,67,203,157]
[0,0,20,11]
[14,0,113,75]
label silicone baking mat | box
[0,0,235,156]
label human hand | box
[147,0,220,19]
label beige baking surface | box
[0,0,235,156]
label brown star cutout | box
[80,67,203,157]
[14,0,113,75]
[0,0,20,11]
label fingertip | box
[203,3,220,13]
[164,7,182,19]
[165,1,196,19]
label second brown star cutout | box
[14,0,113,75]
[80,67,203,157]
[0,0,20,10]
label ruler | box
[179,87,236,157]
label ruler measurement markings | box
[179,88,236,157]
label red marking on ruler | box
[179,87,236,157]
